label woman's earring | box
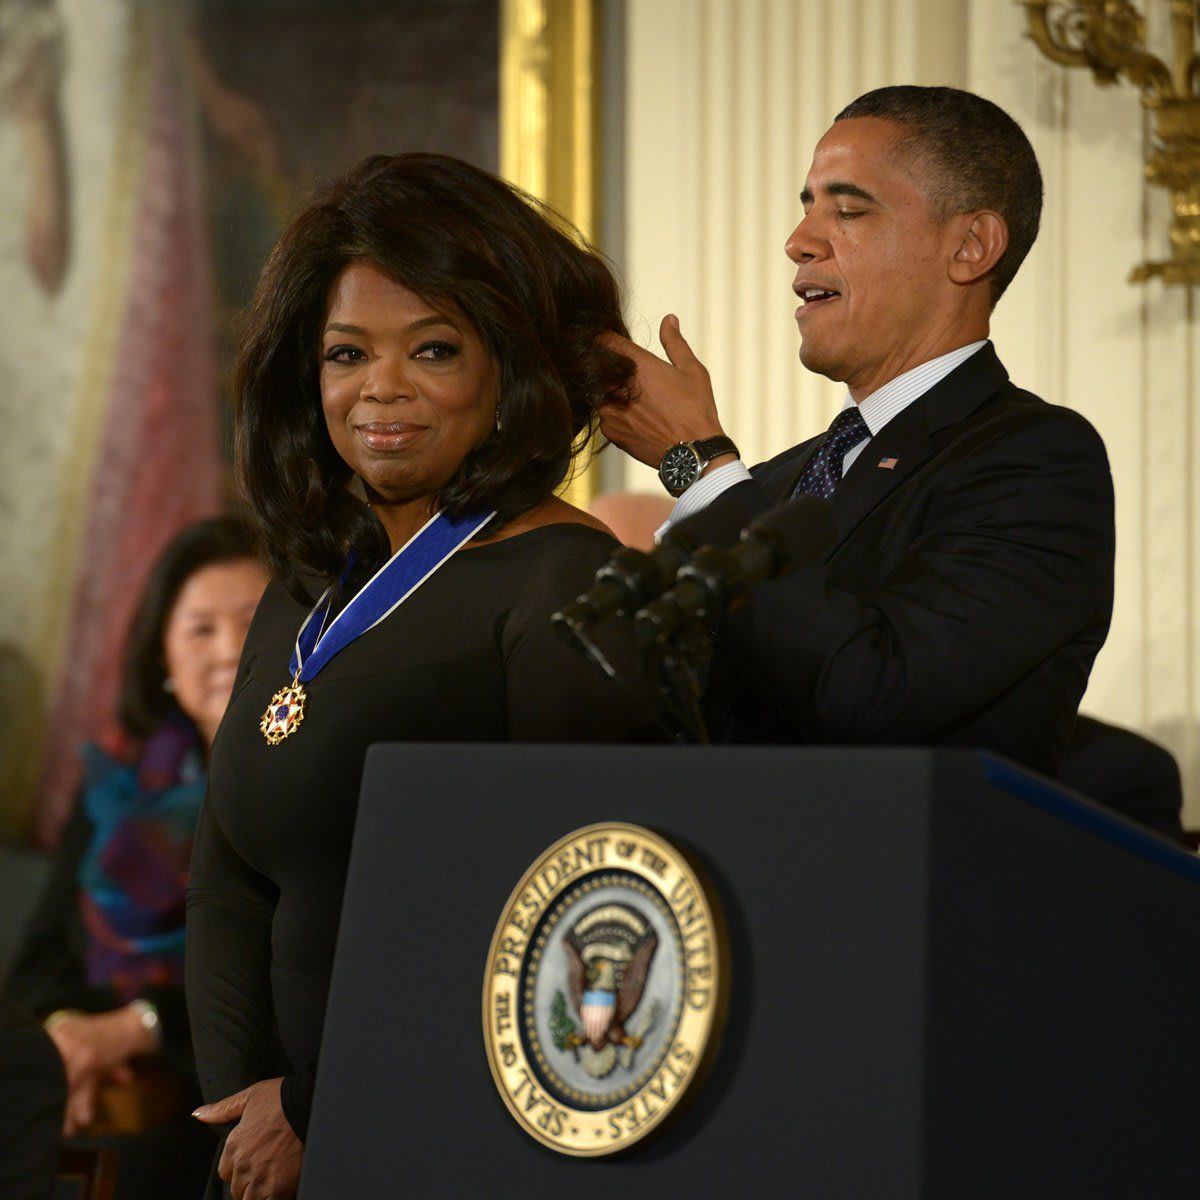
[163,677,176,694]
[494,405,503,433]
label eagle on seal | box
[564,903,658,1050]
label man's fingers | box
[193,1086,252,1125]
[597,329,637,356]
[659,314,703,372]
[600,320,707,378]
[598,329,667,373]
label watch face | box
[659,444,701,495]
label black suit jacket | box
[688,343,1115,776]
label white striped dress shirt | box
[661,340,988,532]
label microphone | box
[551,480,768,656]
[636,496,837,645]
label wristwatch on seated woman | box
[657,436,740,497]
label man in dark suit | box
[599,86,1114,776]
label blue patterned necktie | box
[792,405,871,499]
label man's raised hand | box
[599,315,729,469]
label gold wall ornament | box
[482,822,726,1155]
[1022,0,1200,284]
[500,0,603,506]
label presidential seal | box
[483,823,724,1156]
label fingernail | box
[669,314,680,329]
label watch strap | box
[689,435,739,465]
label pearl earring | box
[163,677,175,694]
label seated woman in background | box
[187,153,662,1200]
[6,516,267,1200]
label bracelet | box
[130,998,162,1050]
[43,1008,84,1033]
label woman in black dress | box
[186,154,660,1199]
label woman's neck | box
[367,491,435,553]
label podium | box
[300,747,1200,1199]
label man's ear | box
[948,211,1008,285]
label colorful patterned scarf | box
[77,714,205,1002]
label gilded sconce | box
[1023,0,1200,284]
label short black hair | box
[235,153,634,599]
[835,86,1042,304]
[118,516,257,739]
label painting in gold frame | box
[1,0,600,840]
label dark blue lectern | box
[300,747,1200,1199]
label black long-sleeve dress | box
[185,524,661,1149]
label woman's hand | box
[193,1078,303,1200]
[46,1006,155,1134]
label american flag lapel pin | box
[877,456,899,470]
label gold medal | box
[258,511,496,746]
[260,676,308,745]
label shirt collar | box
[841,340,989,436]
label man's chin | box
[798,339,844,383]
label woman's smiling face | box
[319,260,499,513]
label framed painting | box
[0,0,600,839]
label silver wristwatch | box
[657,436,739,497]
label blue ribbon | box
[290,508,495,683]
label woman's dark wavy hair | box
[118,516,257,739]
[235,152,634,599]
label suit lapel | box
[758,437,823,504]
[827,405,935,553]
[824,343,1011,559]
